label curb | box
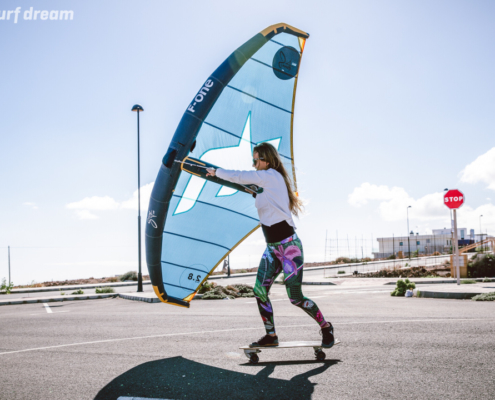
[9,281,151,295]
[384,278,494,285]
[416,290,482,300]
[0,293,118,306]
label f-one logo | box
[147,210,157,229]
[187,79,214,113]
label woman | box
[206,142,334,348]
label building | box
[373,228,490,259]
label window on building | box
[426,239,430,244]
[399,242,403,246]
[416,241,420,245]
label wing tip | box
[261,23,310,39]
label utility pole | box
[131,104,144,292]
[8,246,11,284]
[407,206,412,259]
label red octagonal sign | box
[444,189,464,209]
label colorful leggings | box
[253,234,328,335]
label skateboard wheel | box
[249,354,259,364]
[316,351,326,361]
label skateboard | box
[239,340,341,364]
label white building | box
[373,228,489,259]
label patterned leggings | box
[253,234,328,335]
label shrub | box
[433,251,441,256]
[0,278,14,294]
[71,289,84,295]
[201,283,254,299]
[387,255,396,260]
[96,287,115,293]
[338,270,345,274]
[391,278,415,297]
[472,292,495,301]
[104,277,119,283]
[120,271,138,281]
[460,280,476,284]
[468,254,495,278]
[198,281,217,294]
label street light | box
[480,214,483,253]
[407,206,412,259]
[131,104,144,293]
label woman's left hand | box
[206,168,216,177]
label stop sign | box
[444,189,464,209]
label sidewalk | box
[2,277,494,306]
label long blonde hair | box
[253,142,303,217]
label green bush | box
[0,278,14,294]
[71,289,84,295]
[201,283,254,299]
[338,270,345,274]
[96,287,115,293]
[198,281,217,293]
[120,271,138,281]
[468,254,495,278]
[460,280,476,284]
[387,255,397,260]
[391,278,416,296]
[472,292,495,301]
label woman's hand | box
[206,168,216,177]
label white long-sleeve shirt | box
[216,168,296,228]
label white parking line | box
[118,397,176,400]
[43,303,53,313]
[30,311,70,316]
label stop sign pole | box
[444,189,464,285]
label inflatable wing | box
[146,23,309,307]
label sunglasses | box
[252,157,264,165]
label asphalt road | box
[1,285,494,400]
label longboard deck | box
[240,339,341,350]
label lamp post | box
[407,206,411,259]
[480,214,483,253]
[131,104,144,292]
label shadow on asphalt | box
[94,356,340,400]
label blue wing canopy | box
[146,23,309,307]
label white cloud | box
[121,182,154,211]
[23,202,39,210]
[459,147,495,190]
[349,183,457,222]
[66,183,155,220]
[348,183,441,221]
[66,196,120,210]
[75,210,99,220]
[348,182,495,232]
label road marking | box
[43,303,53,313]
[118,397,176,400]
[1,318,493,356]
[30,311,70,316]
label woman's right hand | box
[206,168,216,177]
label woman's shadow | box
[94,356,341,400]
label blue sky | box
[1,0,494,284]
